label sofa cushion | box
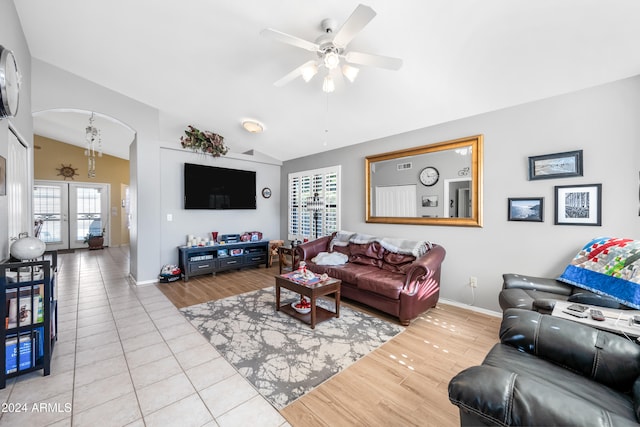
[349,242,384,267]
[349,255,382,268]
[324,263,374,284]
[381,251,415,273]
[349,242,384,259]
[357,270,406,300]
[303,261,333,275]
[332,245,351,257]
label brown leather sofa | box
[293,233,446,325]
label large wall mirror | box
[366,134,483,227]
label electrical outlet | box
[469,276,478,288]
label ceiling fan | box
[261,4,403,92]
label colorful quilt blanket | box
[558,237,640,309]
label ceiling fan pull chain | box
[323,93,330,147]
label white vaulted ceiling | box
[14,0,640,161]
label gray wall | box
[0,1,32,260]
[282,76,640,312]
[158,147,281,268]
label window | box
[288,165,341,241]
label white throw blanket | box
[312,251,349,266]
[328,230,432,258]
[379,238,432,258]
[350,233,377,244]
[330,230,355,249]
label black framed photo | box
[554,184,602,226]
[508,197,544,222]
[528,150,583,180]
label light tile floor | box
[0,247,289,427]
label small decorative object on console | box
[10,234,46,261]
[220,234,240,244]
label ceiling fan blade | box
[260,28,319,52]
[273,60,318,87]
[345,51,403,70]
[332,4,377,48]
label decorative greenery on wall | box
[180,125,229,157]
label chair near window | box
[268,240,285,268]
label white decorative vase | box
[10,236,46,260]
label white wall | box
[281,75,640,312]
[0,1,32,261]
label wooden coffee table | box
[275,273,341,329]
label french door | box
[34,181,110,250]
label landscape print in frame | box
[528,150,583,180]
[508,197,543,222]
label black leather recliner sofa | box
[499,273,629,314]
[448,308,640,426]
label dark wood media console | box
[178,241,269,281]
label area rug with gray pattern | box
[180,286,404,409]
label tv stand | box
[178,241,268,281]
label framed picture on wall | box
[554,184,602,226]
[0,155,5,196]
[421,195,438,207]
[528,150,583,180]
[508,197,543,222]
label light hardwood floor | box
[157,264,501,427]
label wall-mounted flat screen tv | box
[184,163,256,209]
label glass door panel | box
[34,182,69,251]
[69,184,108,249]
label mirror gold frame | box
[365,134,483,227]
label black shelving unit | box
[0,253,57,389]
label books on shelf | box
[280,271,321,286]
[6,286,44,329]
[6,333,33,374]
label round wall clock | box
[0,45,20,118]
[419,166,440,186]
[261,187,272,198]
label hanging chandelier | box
[85,112,102,178]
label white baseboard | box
[129,274,158,286]
[439,298,502,318]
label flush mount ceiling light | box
[262,4,403,93]
[242,120,264,133]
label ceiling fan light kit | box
[262,4,402,93]
[322,75,335,93]
[341,64,359,83]
[301,63,318,82]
